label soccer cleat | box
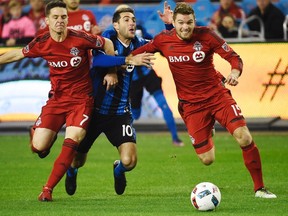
[38,186,53,202]
[172,138,185,147]
[255,188,277,198]
[113,160,126,195]
[65,167,78,195]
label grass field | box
[0,131,287,216]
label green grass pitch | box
[0,131,287,216]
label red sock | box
[241,141,264,191]
[45,138,78,189]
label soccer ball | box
[190,182,221,211]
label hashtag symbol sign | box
[260,58,288,101]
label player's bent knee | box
[121,156,137,170]
[233,126,252,146]
[200,157,214,166]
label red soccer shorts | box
[178,90,246,154]
[33,96,94,133]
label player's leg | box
[215,92,276,198]
[30,97,64,158]
[65,112,101,196]
[233,126,276,198]
[38,99,93,201]
[65,152,87,196]
[38,126,85,201]
[30,127,57,158]
[178,101,215,164]
[106,113,137,195]
[114,142,137,195]
[145,70,184,146]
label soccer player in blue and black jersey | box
[65,7,153,196]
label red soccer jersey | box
[22,29,105,100]
[67,9,97,33]
[132,27,243,103]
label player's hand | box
[226,69,240,86]
[157,1,173,24]
[103,71,118,91]
[125,53,155,68]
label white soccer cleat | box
[255,188,277,198]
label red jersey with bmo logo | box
[132,27,243,103]
[22,29,105,101]
[67,9,97,33]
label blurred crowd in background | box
[0,0,287,47]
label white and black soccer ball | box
[190,182,221,211]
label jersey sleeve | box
[209,30,243,75]
[22,36,41,58]
[92,51,126,67]
[92,34,106,50]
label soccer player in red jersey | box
[0,0,153,202]
[132,2,276,199]
[64,0,101,35]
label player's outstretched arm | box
[92,52,155,68]
[0,49,25,65]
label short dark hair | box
[173,2,195,21]
[45,0,66,16]
[112,7,135,23]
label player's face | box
[63,0,80,11]
[46,7,68,34]
[173,13,195,41]
[114,12,136,41]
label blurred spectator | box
[209,0,245,38]
[0,0,11,44]
[63,0,101,35]
[218,14,238,38]
[247,0,285,40]
[25,0,46,32]
[1,0,36,46]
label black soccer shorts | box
[77,112,136,153]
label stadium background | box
[0,0,287,131]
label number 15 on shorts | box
[231,104,242,116]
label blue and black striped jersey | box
[91,29,146,115]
